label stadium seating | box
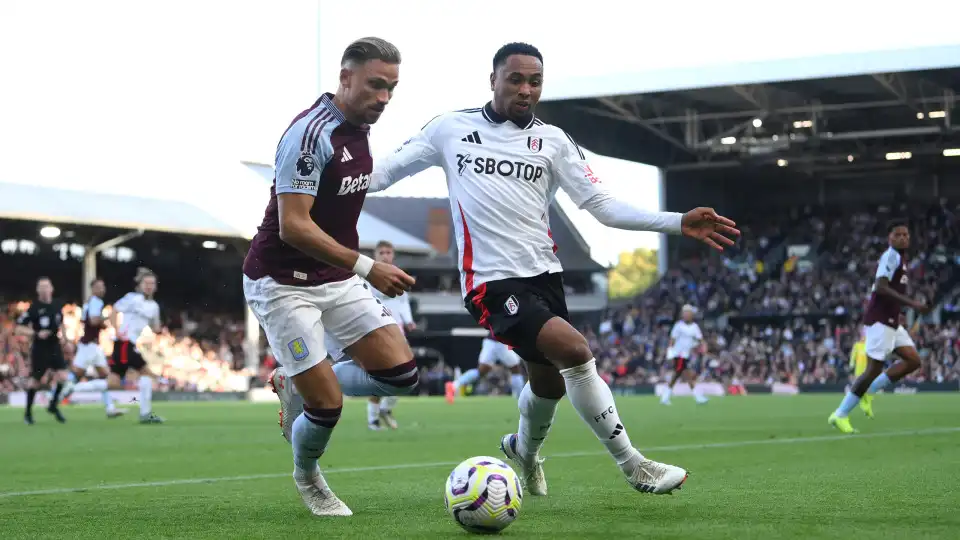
[591,201,960,385]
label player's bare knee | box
[536,318,592,369]
[549,340,592,370]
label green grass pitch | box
[2,394,959,539]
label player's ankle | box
[294,466,321,484]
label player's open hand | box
[681,207,740,251]
[368,262,416,298]
[913,301,932,315]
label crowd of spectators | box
[0,302,253,394]
[589,307,960,387]
[589,200,960,387]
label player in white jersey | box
[450,337,525,400]
[365,240,416,430]
[64,278,126,418]
[109,268,164,424]
[369,42,740,497]
[660,305,708,405]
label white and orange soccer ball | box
[444,456,523,534]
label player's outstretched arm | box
[554,131,738,250]
[369,116,444,193]
[579,194,740,251]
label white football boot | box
[499,433,547,496]
[294,473,353,517]
[269,367,303,444]
[624,455,688,494]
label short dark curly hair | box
[493,42,542,70]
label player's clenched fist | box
[367,262,416,298]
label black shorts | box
[109,340,147,378]
[464,272,570,366]
[31,347,66,380]
[671,356,690,376]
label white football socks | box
[104,390,116,413]
[73,379,108,392]
[380,396,398,413]
[138,375,153,416]
[509,374,525,398]
[560,359,642,472]
[367,400,379,424]
[516,383,559,460]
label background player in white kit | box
[661,305,708,405]
[450,337,525,400]
[66,278,125,418]
[368,42,739,497]
[366,240,416,430]
[110,268,164,424]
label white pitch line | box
[2,426,957,499]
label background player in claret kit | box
[65,278,126,418]
[368,42,740,497]
[243,38,422,517]
[660,304,708,406]
[829,220,931,434]
[110,269,165,424]
[366,240,415,431]
[449,336,526,401]
[17,277,68,424]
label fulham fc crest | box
[504,295,520,316]
[527,136,543,153]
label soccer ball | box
[444,456,522,534]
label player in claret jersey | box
[369,42,740,498]
[243,37,422,517]
[829,219,930,434]
[67,278,125,418]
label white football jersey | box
[372,103,608,297]
[113,291,160,343]
[668,321,703,359]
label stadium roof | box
[539,63,960,179]
[0,182,245,238]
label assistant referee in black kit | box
[16,276,68,424]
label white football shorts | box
[73,342,108,370]
[864,322,915,361]
[243,274,396,376]
[477,338,522,368]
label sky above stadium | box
[2,0,958,265]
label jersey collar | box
[482,101,536,130]
[320,92,347,124]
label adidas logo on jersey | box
[340,148,354,162]
[461,131,483,144]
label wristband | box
[352,254,375,278]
